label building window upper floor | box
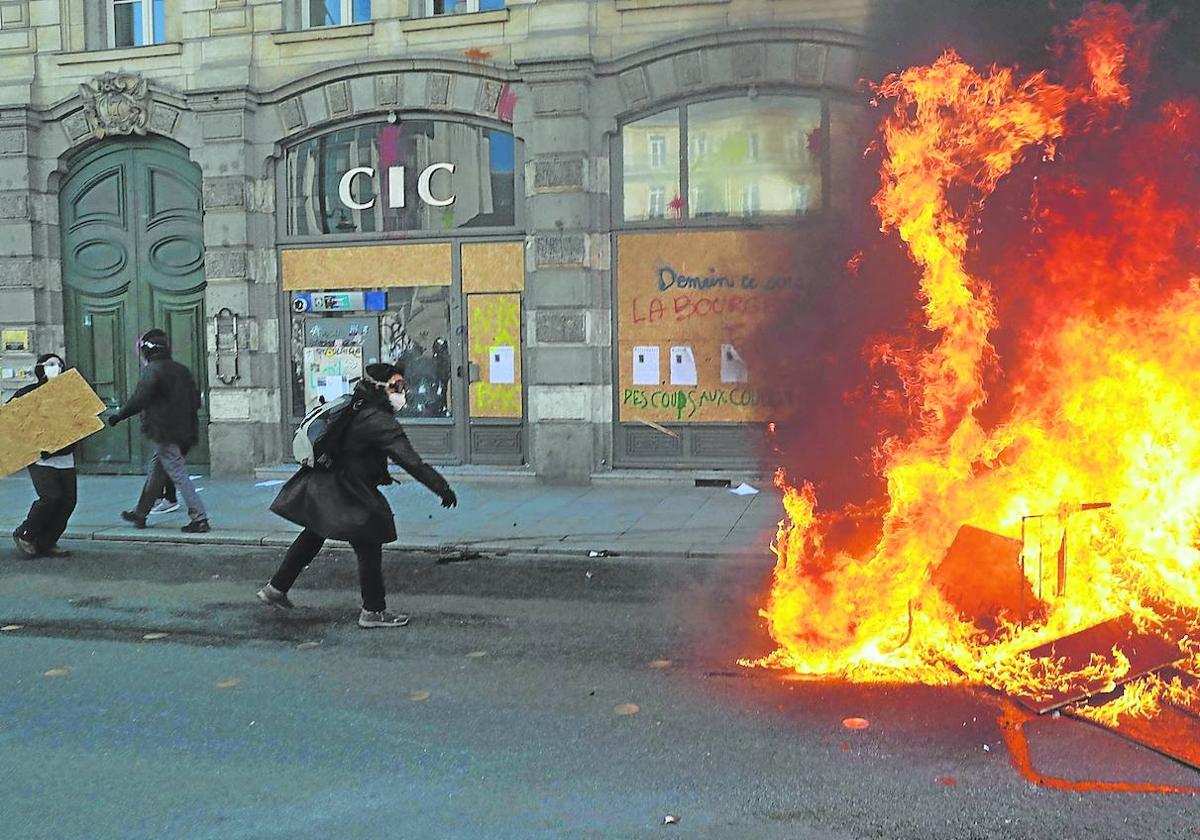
[303,0,372,28]
[109,0,165,48]
[426,0,506,15]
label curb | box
[43,527,765,564]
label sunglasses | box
[386,380,406,393]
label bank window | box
[290,288,454,419]
[622,110,680,223]
[743,182,760,214]
[284,120,517,237]
[621,95,824,223]
[426,0,506,14]
[109,0,165,47]
[304,0,371,27]
[686,96,822,219]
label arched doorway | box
[60,137,209,473]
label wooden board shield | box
[0,369,106,476]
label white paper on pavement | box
[730,482,759,496]
[632,345,660,385]
[488,346,516,384]
[669,345,697,386]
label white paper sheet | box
[730,482,759,496]
[316,374,346,403]
[669,346,697,386]
[489,346,515,384]
[632,345,660,385]
[720,343,749,383]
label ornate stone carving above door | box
[78,72,152,139]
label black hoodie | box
[9,353,76,457]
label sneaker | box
[181,519,210,534]
[358,609,410,629]
[256,583,295,610]
[120,510,147,529]
[41,545,71,558]
[149,499,180,515]
[13,531,37,557]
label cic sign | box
[338,164,456,211]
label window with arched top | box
[281,118,519,240]
[617,94,826,225]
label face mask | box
[388,391,407,413]
[43,362,62,379]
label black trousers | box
[270,529,386,612]
[19,466,77,553]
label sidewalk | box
[0,470,784,562]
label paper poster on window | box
[669,346,697,386]
[488,345,515,384]
[303,346,362,411]
[720,344,748,383]
[632,345,660,385]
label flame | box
[748,2,1200,713]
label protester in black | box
[258,362,457,628]
[10,354,77,557]
[108,329,210,532]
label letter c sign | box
[337,164,457,211]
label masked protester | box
[259,362,458,628]
[10,354,77,557]
[134,330,179,517]
[108,329,210,532]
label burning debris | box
[745,1,1200,768]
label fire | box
[748,1,1200,713]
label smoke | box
[751,1,1200,512]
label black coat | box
[270,396,452,544]
[113,355,201,449]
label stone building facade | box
[0,0,874,482]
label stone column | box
[0,114,43,400]
[192,97,284,475]
[516,59,611,484]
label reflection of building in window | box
[743,182,759,214]
[621,95,823,222]
[648,135,666,169]
[284,120,517,236]
[792,183,811,213]
[647,186,665,219]
[621,110,681,223]
[786,132,804,161]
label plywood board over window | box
[616,229,806,424]
[467,292,522,419]
[461,241,525,293]
[281,243,452,290]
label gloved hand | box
[107,415,121,427]
[441,489,458,509]
[40,451,51,460]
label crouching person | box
[11,354,77,558]
[258,362,458,628]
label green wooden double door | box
[61,139,209,474]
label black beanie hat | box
[363,362,405,386]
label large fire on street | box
[745,2,1200,772]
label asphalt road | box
[1,541,1197,840]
